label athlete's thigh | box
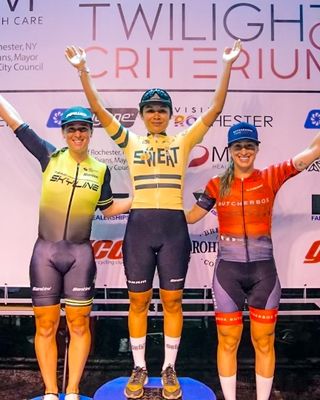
[122,210,157,292]
[212,259,246,312]
[157,211,191,290]
[247,259,281,310]
[63,241,96,305]
[30,238,62,306]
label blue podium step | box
[31,395,92,400]
[93,377,216,399]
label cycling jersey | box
[104,116,210,210]
[197,160,300,262]
[15,123,113,242]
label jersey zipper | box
[63,163,80,240]
[241,178,250,262]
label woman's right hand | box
[65,45,87,71]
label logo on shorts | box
[72,286,91,292]
[32,286,52,291]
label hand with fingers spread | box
[223,39,242,64]
[65,45,87,72]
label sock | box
[162,335,181,371]
[256,374,274,400]
[219,374,236,400]
[130,336,146,369]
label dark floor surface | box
[1,314,320,400]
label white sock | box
[256,374,274,400]
[162,335,181,371]
[130,336,146,369]
[219,374,236,400]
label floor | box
[1,314,320,400]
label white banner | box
[0,0,319,288]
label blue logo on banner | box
[47,108,65,127]
[304,110,320,129]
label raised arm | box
[292,131,320,171]
[0,94,24,131]
[201,39,242,128]
[65,46,114,128]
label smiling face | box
[140,103,171,135]
[62,122,92,161]
[229,140,259,176]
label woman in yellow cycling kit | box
[65,40,242,400]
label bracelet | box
[78,67,90,76]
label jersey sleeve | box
[14,123,56,171]
[264,159,300,194]
[103,116,131,149]
[196,177,219,211]
[97,167,114,210]
[179,117,211,151]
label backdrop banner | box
[0,0,319,288]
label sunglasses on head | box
[230,142,258,151]
[142,88,171,101]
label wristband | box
[78,66,90,76]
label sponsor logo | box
[191,240,217,254]
[127,279,147,285]
[72,287,91,292]
[170,278,184,283]
[188,145,209,167]
[304,241,320,264]
[174,112,273,129]
[188,146,229,169]
[307,159,320,172]
[47,108,138,128]
[311,194,320,221]
[91,240,123,260]
[304,110,320,129]
[32,286,51,291]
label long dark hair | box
[219,159,235,198]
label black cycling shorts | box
[212,258,281,312]
[123,209,191,292]
[30,238,96,306]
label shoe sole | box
[124,376,149,399]
[162,388,182,400]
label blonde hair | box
[219,159,235,198]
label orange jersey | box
[198,160,300,261]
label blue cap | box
[139,88,173,114]
[227,122,260,146]
[61,106,93,127]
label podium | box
[31,395,92,400]
[93,377,216,399]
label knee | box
[68,315,90,337]
[130,294,151,314]
[162,296,182,314]
[36,317,58,339]
[219,334,240,354]
[252,334,274,355]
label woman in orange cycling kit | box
[65,41,242,399]
[186,122,320,400]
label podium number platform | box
[93,377,216,400]
[31,395,92,400]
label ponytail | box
[219,159,234,198]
